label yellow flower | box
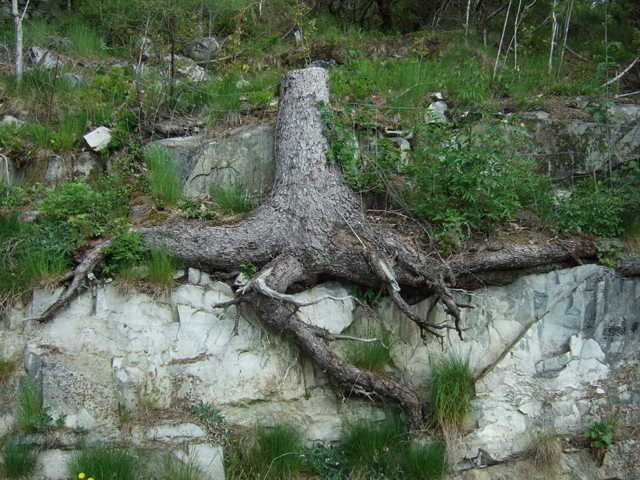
[88,478,95,480]
[78,474,86,479]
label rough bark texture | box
[51,66,630,426]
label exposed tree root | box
[26,238,113,323]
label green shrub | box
[406,122,554,248]
[2,437,38,478]
[586,420,615,450]
[68,446,140,480]
[0,214,71,296]
[16,377,53,432]
[102,230,145,276]
[211,183,255,214]
[40,177,130,245]
[146,248,176,286]
[63,23,107,58]
[145,145,182,207]
[556,162,640,238]
[429,357,474,430]
[302,443,346,480]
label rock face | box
[151,124,275,200]
[0,265,638,479]
[520,104,640,181]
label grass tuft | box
[341,415,407,476]
[249,424,304,479]
[16,376,53,432]
[2,437,38,479]
[211,183,255,214]
[0,356,18,385]
[226,424,304,479]
[68,446,140,480]
[533,435,563,474]
[346,337,392,372]
[402,442,447,480]
[145,145,182,207]
[159,453,203,480]
[429,357,474,430]
[146,248,176,287]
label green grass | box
[146,248,176,286]
[16,377,53,432]
[63,23,107,58]
[0,356,18,385]
[68,446,140,480]
[346,338,392,372]
[211,183,255,214]
[159,453,203,480]
[145,145,182,207]
[249,425,304,479]
[402,442,447,480]
[429,357,474,430]
[2,437,38,479]
[341,416,407,477]
[226,424,304,479]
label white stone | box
[1,114,25,127]
[176,444,225,480]
[84,126,113,151]
[293,282,354,334]
[426,100,448,123]
[145,423,207,443]
[35,450,74,480]
[29,46,62,69]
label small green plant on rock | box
[159,453,203,480]
[346,336,392,373]
[587,420,615,450]
[2,436,38,479]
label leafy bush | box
[2,437,38,478]
[406,122,554,249]
[102,230,145,276]
[429,357,474,430]
[40,177,130,246]
[145,145,182,208]
[16,377,54,432]
[556,162,640,238]
[68,445,140,480]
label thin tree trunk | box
[557,0,574,75]
[493,0,513,80]
[11,0,29,87]
[548,0,558,75]
[465,0,472,40]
